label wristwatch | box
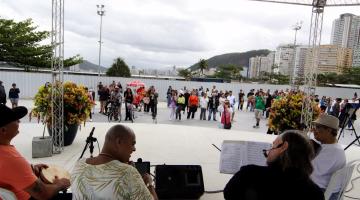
[146,182,154,188]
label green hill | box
[190,49,271,71]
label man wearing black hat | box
[0,104,70,200]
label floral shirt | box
[71,158,153,200]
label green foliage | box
[198,58,208,75]
[213,64,243,80]
[177,68,192,80]
[0,18,82,69]
[106,57,131,77]
[317,68,360,86]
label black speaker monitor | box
[155,165,204,199]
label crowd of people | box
[0,102,349,200]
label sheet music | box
[219,140,271,174]
[219,141,246,174]
[247,141,271,166]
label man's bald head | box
[105,124,134,144]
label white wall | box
[1,71,359,101]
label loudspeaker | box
[155,165,204,199]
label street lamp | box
[290,21,302,88]
[97,4,105,76]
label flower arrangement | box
[32,81,92,125]
[268,92,320,133]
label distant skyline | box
[1,0,359,69]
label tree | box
[0,18,82,69]
[106,57,131,77]
[177,68,192,80]
[213,64,243,80]
[198,59,208,76]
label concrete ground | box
[8,100,360,200]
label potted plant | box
[268,92,321,134]
[31,81,92,146]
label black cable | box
[343,162,360,199]
[343,195,360,200]
[204,190,223,194]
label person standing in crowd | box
[98,85,109,114]
[208,91,219,121]
[187,91,199,119]
[9,83,20,108]
[0,104,70,200]
[166,86,172,107]
[246,89,255,111]
[227,91,236,121]
[311,114,346,200]
[85,87,95,122]
[184,89,190,114]
[0,81,6,105]
[143,92,150,113]
[169,90,177,121]
[331,98,341,118]
[199,92,208,120]
[149,86,158,120]
[253,91,265,128]
[224,130,324,200]
[320,96,327,113]
[238,89,245,111]
[176,91,185,120]
[124,88,134,121]
[265,91,273,119]
[110,86,123,121]
[326,97,332,115]
[221,100,232,129]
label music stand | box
[338,104,360,150]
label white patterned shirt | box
[71,158,153,200]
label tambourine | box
[40,165,70,184]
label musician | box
[224,130,324,200]
[0,104,70,200]
[311,114,346,200]
[71,124,158,200]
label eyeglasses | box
[262,142,284,158]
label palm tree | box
[198,59,208,76]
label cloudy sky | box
[1,0,359,69]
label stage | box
[13,122,360,200]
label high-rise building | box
[331,13,360,67]
[304,45,353,74]
[274,44,295,76]
[248,51,275,78]
[293,45,310,82]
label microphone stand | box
[79,127,97,159]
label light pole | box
[97,4,105,76]
[290,21,302,88]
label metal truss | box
[249,0,360,131]
[51,0,64,153]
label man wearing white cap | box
[311,114,346,200]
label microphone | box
[89,127,95,138]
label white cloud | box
[1,0,359,68]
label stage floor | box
[13,122,360,200]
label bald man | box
[71,124,158,200]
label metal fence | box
[0,71,359,101]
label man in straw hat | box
[0,104,70,200]
[311,114,346,200]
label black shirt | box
[224,165,324,200]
